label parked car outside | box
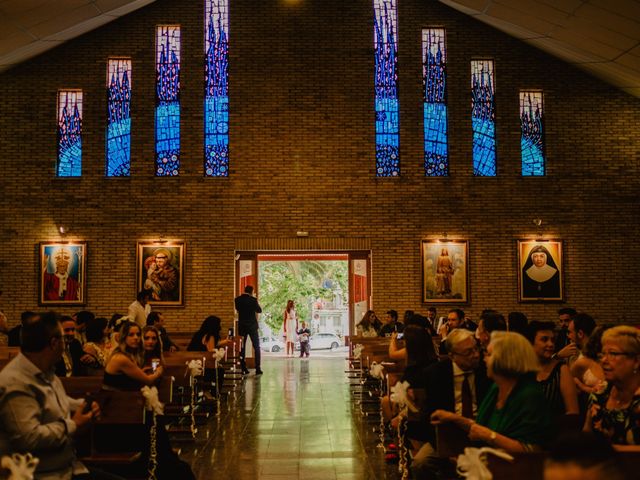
[295,332,342,351]
[260,336,285,353]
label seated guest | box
[187,316,229,396]
[187,315,233,352]
[355,310,381,337]
[438,309,477,354]
[379,309,404,337]
[432,331,553,452]
[544,431,625,480]
[584,325,640,447]
[55,315,87,377]
[555,307,577,359]
[146,311,178,352]
[128,290,152,328]
[73,310,95,344]
[0,312,121,480]
[476,310,507,352]
[527,321,579,416]
[7,310,38,347]
[382,325,439,421]
[82,317,110,376]
[409,329,491,476]
[389,314,434,360]
[102,321,195,480]
[142,325,165,369]
[572,325,608,395]
[103,321,163,390]
[507,311,529,336]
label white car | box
[296,332,342,350]
[260,336,285,353]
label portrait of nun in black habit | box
[521,244,562,300]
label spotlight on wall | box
[58,226,67,235]
[533,218,543,227]
[296,231,309,237]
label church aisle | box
[184,356,397,479]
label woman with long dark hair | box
[187,315,232,352]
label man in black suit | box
[411,328,491,477]
[54,316,87,377]
[234,285,263,375]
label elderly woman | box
[584,325,640,448]
[527,320,579,416]
[431,331,553,452]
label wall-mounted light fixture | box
[296,231,309,237]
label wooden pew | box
[60,375,174,405]
[78,389,148,474]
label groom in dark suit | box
[234,285,263,375]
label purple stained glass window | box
[156,25,181,177]
[57,90,83,177]
[422,28,448,177]
[520,91,545,176]
[205,0,229,177]
[374,0,400,177]
[471,60,496,176]
[106,59,132,177]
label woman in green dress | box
[431,331,553,452]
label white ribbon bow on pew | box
[390,380,418,413]
[456,447,514,480]
[212,348,226,362]
[186,359,203,377]
[141,386,165,415]
[1,452,39,480]
[352,344,364,359]
[369,362,385,379]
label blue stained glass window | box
[471,60,496,176]
[57,90,83,177]
[106,59,132,177]
[520,91,545,176]
[156,25,181,177]
[205,0,229,177]
[374,0,399,177]
[422,28,448,177]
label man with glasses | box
[54,316,87,377]
[144,248,178,302]
[0,312,124,479]
[411,329,491,478]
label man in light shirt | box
[128,289,152,328]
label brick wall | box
[1,0,639,334]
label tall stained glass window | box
[422,28,448,176]
[57,90,83,177]
[520,91,545,176]
[106,59,132,177]
[374,0,399,177]
[471,60,496,176]
[205,0,229,177]
[155,25,181,176]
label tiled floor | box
[183,356,397,479]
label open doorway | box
[235,251,371,361]
[258,253,349,356]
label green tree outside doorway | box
[258,260,348,335]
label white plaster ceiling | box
[439,0,640,97]
[0,0,156,72]
[0,0,638,97]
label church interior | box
[1,0,640,478]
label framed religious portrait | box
[422,240,469,303]
[136,241,185,306]
[518,239,564,302]
[39,242,87,306]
